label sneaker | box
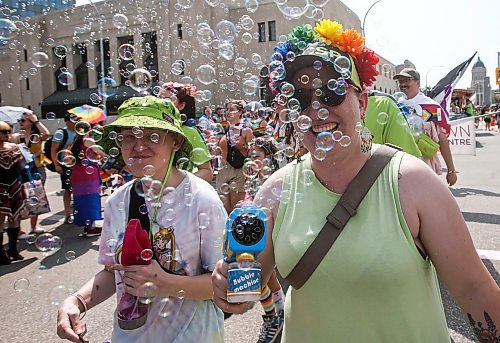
[30,227,45,234]
[257,312,284,343]
[7,250,24,261]
[81,226,102,237]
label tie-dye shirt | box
[98,171,226,343]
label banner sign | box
[448,117,476,155]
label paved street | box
[1,127,499,343]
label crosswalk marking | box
[477,249,500,261]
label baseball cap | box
[393,68,420,80]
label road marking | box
[477,249,500,261]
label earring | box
[360,120,373,154]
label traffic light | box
[496,67,500,85]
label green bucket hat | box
[101,96,192,162]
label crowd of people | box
[0,19,498,343]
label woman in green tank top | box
[213,20,500,343]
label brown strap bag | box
[284,144,400,289]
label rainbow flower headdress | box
[270,20,379,92]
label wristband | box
[71,293,88,319]
[447,170,457,174]
[32,120,40,125]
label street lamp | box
[88,0,107,116]
[425,65,443,95]
[361,0,382,38]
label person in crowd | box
[216,99,255,213]
[11,111,50,236]
[201,106,215,123]
[57,96,226,343]
[394,68,457,186]
[214,106,226,123]
[158,82,213,182]
[481,107,491,131]
[51,113,79,223]
[465,98,475,116]
[212,20,500,343]
[69,124,105,237]
[0,121,26,263]
[365,90,421,157]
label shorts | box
[215,163,246,193]
[60,166,72,190]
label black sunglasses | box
[290,81,359,110]
[0,130,12,134]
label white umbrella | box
[0,106,31,124]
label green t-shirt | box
[365,91,421,157]
[465,103,475,116]
[181,125,212,172]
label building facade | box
[0,0,398,116]
[471,56,491,106]
[1,0,74,18]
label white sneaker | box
[30,227,45,234]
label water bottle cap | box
[236,253,254,261]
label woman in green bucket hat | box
[57,96,227,343]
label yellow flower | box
[314,20,344,45]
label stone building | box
[471,56,491,106]
[0,0,398,116]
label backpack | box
[43,128,69,172]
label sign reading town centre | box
[448,117,476,155]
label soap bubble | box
[339,135,351,147]
[25,234,37,245]
[302,169,315,186]
[138,281,158,304]
[97,77,117,98]
[46,112,56,120]
[245,0,259,12]
[53,45,67,59]
[105,239,118,257]
[75,121,91,135]
[0,19,17,40]
[13,278,30,292]
[376,112,389,125]
[159,297,171,317]
[140,248,154,262]
[393,92,407,103]
[177,0,195,9]
[215,20,236,43]
[57,71,73,86]
[407,114,424,136]
[49,285,70,306]
[118,44,135,60]
[65,250,77,261]
[315,131,335,151]
[234,57,248,72]
[177,289,186,299]
[112,13,128,29]
[129,68,152,92]
[333,56,351,74]
[31,52,49,67]
[313,148,327,161]
[56,150,76,167]
[196,64,216,85]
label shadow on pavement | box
[476,132,495,137]
[462,211,500,225]
[39,210,66,226]
[475,141,484,148]
[440,259,499,342]
[0,257,38,277]
[451,187,500,198]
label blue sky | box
[75,0,499,91]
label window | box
[268,21,276,42]
[24,49,28,62]
[177,24,183,39]
[26,78,30,90]
[258,22,265,42]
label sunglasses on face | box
[291,81,355,110]
[0,130,12,134]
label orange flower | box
[339,28,365,57]
[314,20,344,45]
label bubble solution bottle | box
[227,253,262,303]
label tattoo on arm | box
[467,311,499,343]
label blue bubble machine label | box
[227,268,261,301]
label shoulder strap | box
[128,180,151,234]
[284,145,400,289]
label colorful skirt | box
[71,164,102,226]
